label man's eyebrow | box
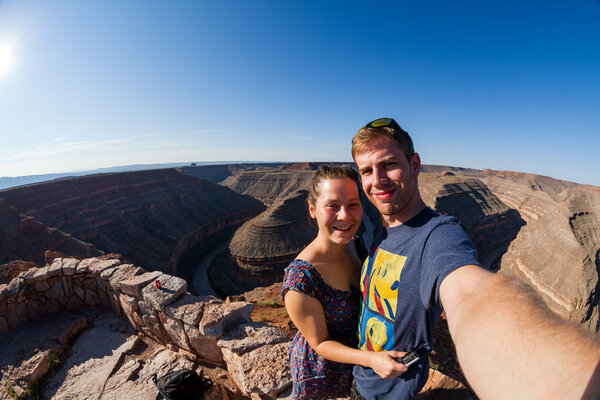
[359,156,396,172]
[377,155,396,163]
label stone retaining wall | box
[0,257,292,399]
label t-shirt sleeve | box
[420,219,481,308]
[281,262,321,301]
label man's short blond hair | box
[351,119,415,161]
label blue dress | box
[281,259,359,400]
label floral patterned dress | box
[281,259,360,400]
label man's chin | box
[374,204,397,216]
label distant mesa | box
[178,162,285,184]
[220,162,351,205]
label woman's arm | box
[284,289,407,378]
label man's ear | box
[411,153,421,176]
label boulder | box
[222,341,291,397]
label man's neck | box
[381,199,427,228]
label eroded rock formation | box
[419,174,525,269]
[213,190,317,297]
[178,163,284,184]
[221,162,353,205]
[0,199,98,266]
[475,172,600,333]
[0,169,265,280]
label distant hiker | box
[350,117,600,400]
[282,166,404,400]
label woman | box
[282,166,404,400]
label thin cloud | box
[7,134,169,161]
[184,129,229,134]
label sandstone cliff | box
[212,190,317,297]
[481,173,600,333]
[0,198,98,266]
[178,163,285,184]
[220,162,353,205]
[0,169,265,280]
[419,174,525,270]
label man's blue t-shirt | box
[353,207,481,399]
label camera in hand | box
[399,343,431,368]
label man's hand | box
[366,350,408,379]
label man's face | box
[354,136,420,225]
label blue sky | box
[1,1,599,185]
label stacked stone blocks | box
[0,257,292,398]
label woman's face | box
[309,177,363,245]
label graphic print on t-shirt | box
[358,248,406,352]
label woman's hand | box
[366,351,409,379]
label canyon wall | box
[178,163,284,184]
[0,169,265,279]
[219,190,317,296]
[220,162,352,205]
[419,174,525,269]
[480,173,600,333]
[0,199,98,266]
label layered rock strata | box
[178,163,284,184]
[0,169,265,277]
[0,257,293,399]
[0,199,98,266]
[419,174,525,269]
[480,175,600,333]
[222,170,316,205]
[220,190,317,296]
[221,162,352,205]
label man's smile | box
[372,188,396,201]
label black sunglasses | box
[365,117,401,129]
[361,117,414,153]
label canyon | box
[1,162,599,399]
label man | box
[349,117,600,400]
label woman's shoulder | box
[282,259,322,296]
[285,258,316,275]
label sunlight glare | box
[0,41,17,78]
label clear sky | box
[1,1,599,186]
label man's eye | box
[361,169,372,176]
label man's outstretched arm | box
[440,265,600,400]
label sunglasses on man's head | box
[361,117,415,153]
[365,117,401,129]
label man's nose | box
[373,167,387,185]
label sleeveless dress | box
[281,259,360,400]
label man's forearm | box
[446,272,600,399]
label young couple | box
[282,118,600,400]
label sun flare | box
[0,41,17,78]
